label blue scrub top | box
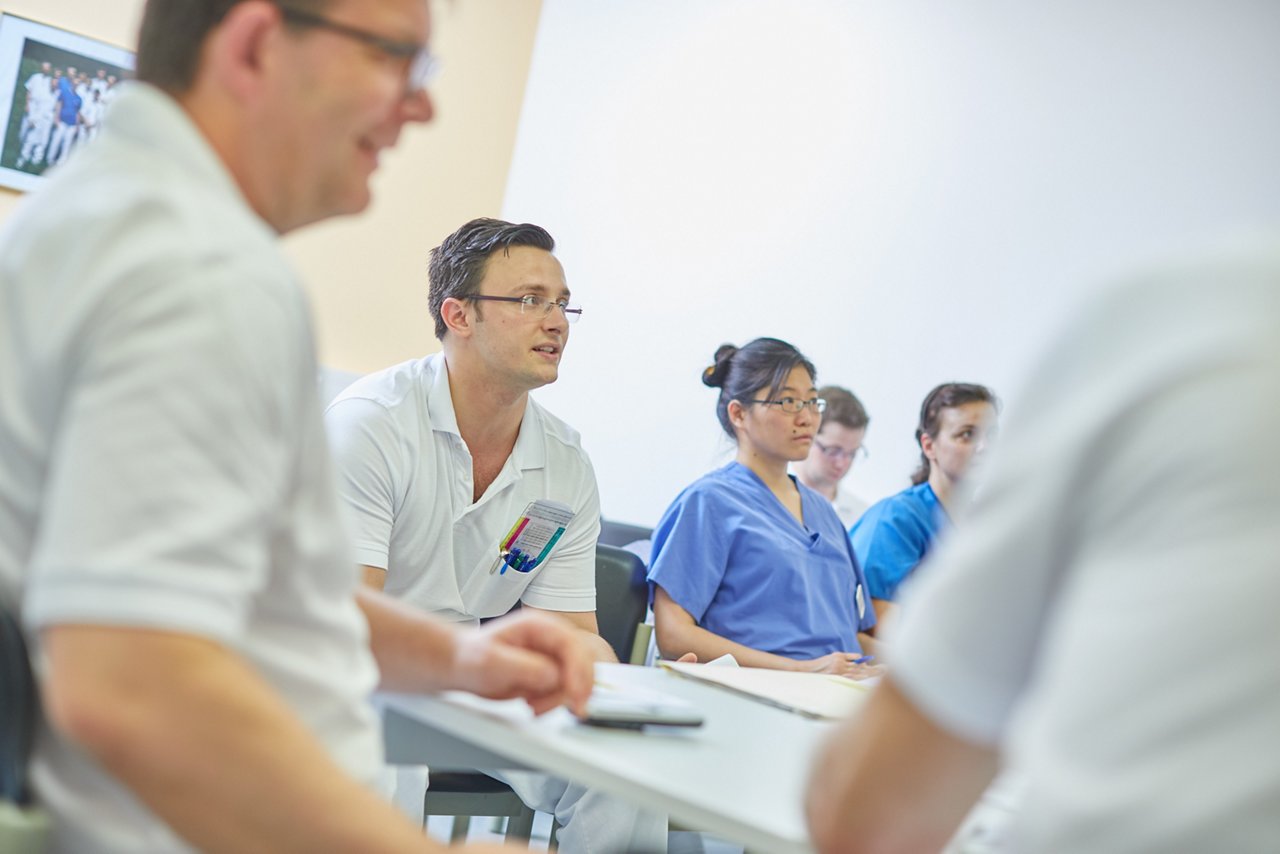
[849,481,946,602]
[647,462,875,660]
[57,86,82,125]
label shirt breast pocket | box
[457,543,536,619]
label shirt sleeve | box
[850,500,927,600]
[24,255,301,646]
[646,485,731,623]
[323,396,403,571]
[520,452,601,613]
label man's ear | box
[201,0,285,100]
[440,297,474,338]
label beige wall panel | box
[0,0,541,375]
[282,0,543,373]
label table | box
[380,663,835,854]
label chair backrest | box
[1,603,38,806]
[593,544,651,665]
[598,518,654,548]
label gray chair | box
[421,771,536,844]
[421,543,654,845]
[597,517,654,549]
[592,543,652,667]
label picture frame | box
[0,12,134,193]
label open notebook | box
[659,661,874,720]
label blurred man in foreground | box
[0,1,592,851]
[807,238,1280,852]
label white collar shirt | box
[325,353,600,623]
[1,83,382,852]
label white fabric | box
[46,121,77,166]
[20,71,50,140]
[832,484,869,528]
[23,71,49,102]
[18,81,56,165]
[500,770,667,853]
[324,353,600,621]
[0,83,383,853]
[888,235,1280,852]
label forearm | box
[356,585,462,692]
[656,619,803,671]
[43,626,441,854]
[360,564,387,591]
[522,605,617,664]
[870,597,897,634]
[806,676,998,854]
[577,628,619,663]
[856,632,881,660]
[355,583,593,713]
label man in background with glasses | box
[325,217,667,853]
[1,2,595,852]
[794,385,872,527]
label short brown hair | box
[427,218,556,341]
[817,385,869,432]
[135,0,332,94]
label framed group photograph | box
[0,12,134,193]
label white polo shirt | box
[1,84,381,853]
[325,353,599,623]
[832,485,870,528]
[889,236,1280,852]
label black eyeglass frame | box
[747,397,827,414]
[466,294,583,323]
[276,5,438,91]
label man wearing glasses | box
[2,2,595,853]
[793,385,872,527]
[325,218,666,853]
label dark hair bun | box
[702,344,738,388]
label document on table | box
[660,661,873,720]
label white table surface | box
[380,662,838,854]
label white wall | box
[504,1,1280,526]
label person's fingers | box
[489,613,594,713]
[475,642,561,699]
[677,652,697,663]
[526,689,571,716]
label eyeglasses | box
[466,294,583,324]
[277,5,439,93]
[749,397,827,414]
[813,438,868,462]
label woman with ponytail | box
[646,338,880,678]
[850,382,998,624]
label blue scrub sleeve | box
[646,488,730,623]
[850,506,926,601]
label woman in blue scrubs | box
[646,338,880,677]
[849,382,998,624]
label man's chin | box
[514,365,558,392]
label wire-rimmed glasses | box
[466,294,583,324]
[813,438,869,462]
[748,397,826,414]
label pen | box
[851,654,874,665]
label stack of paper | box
[660,661,874,720]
